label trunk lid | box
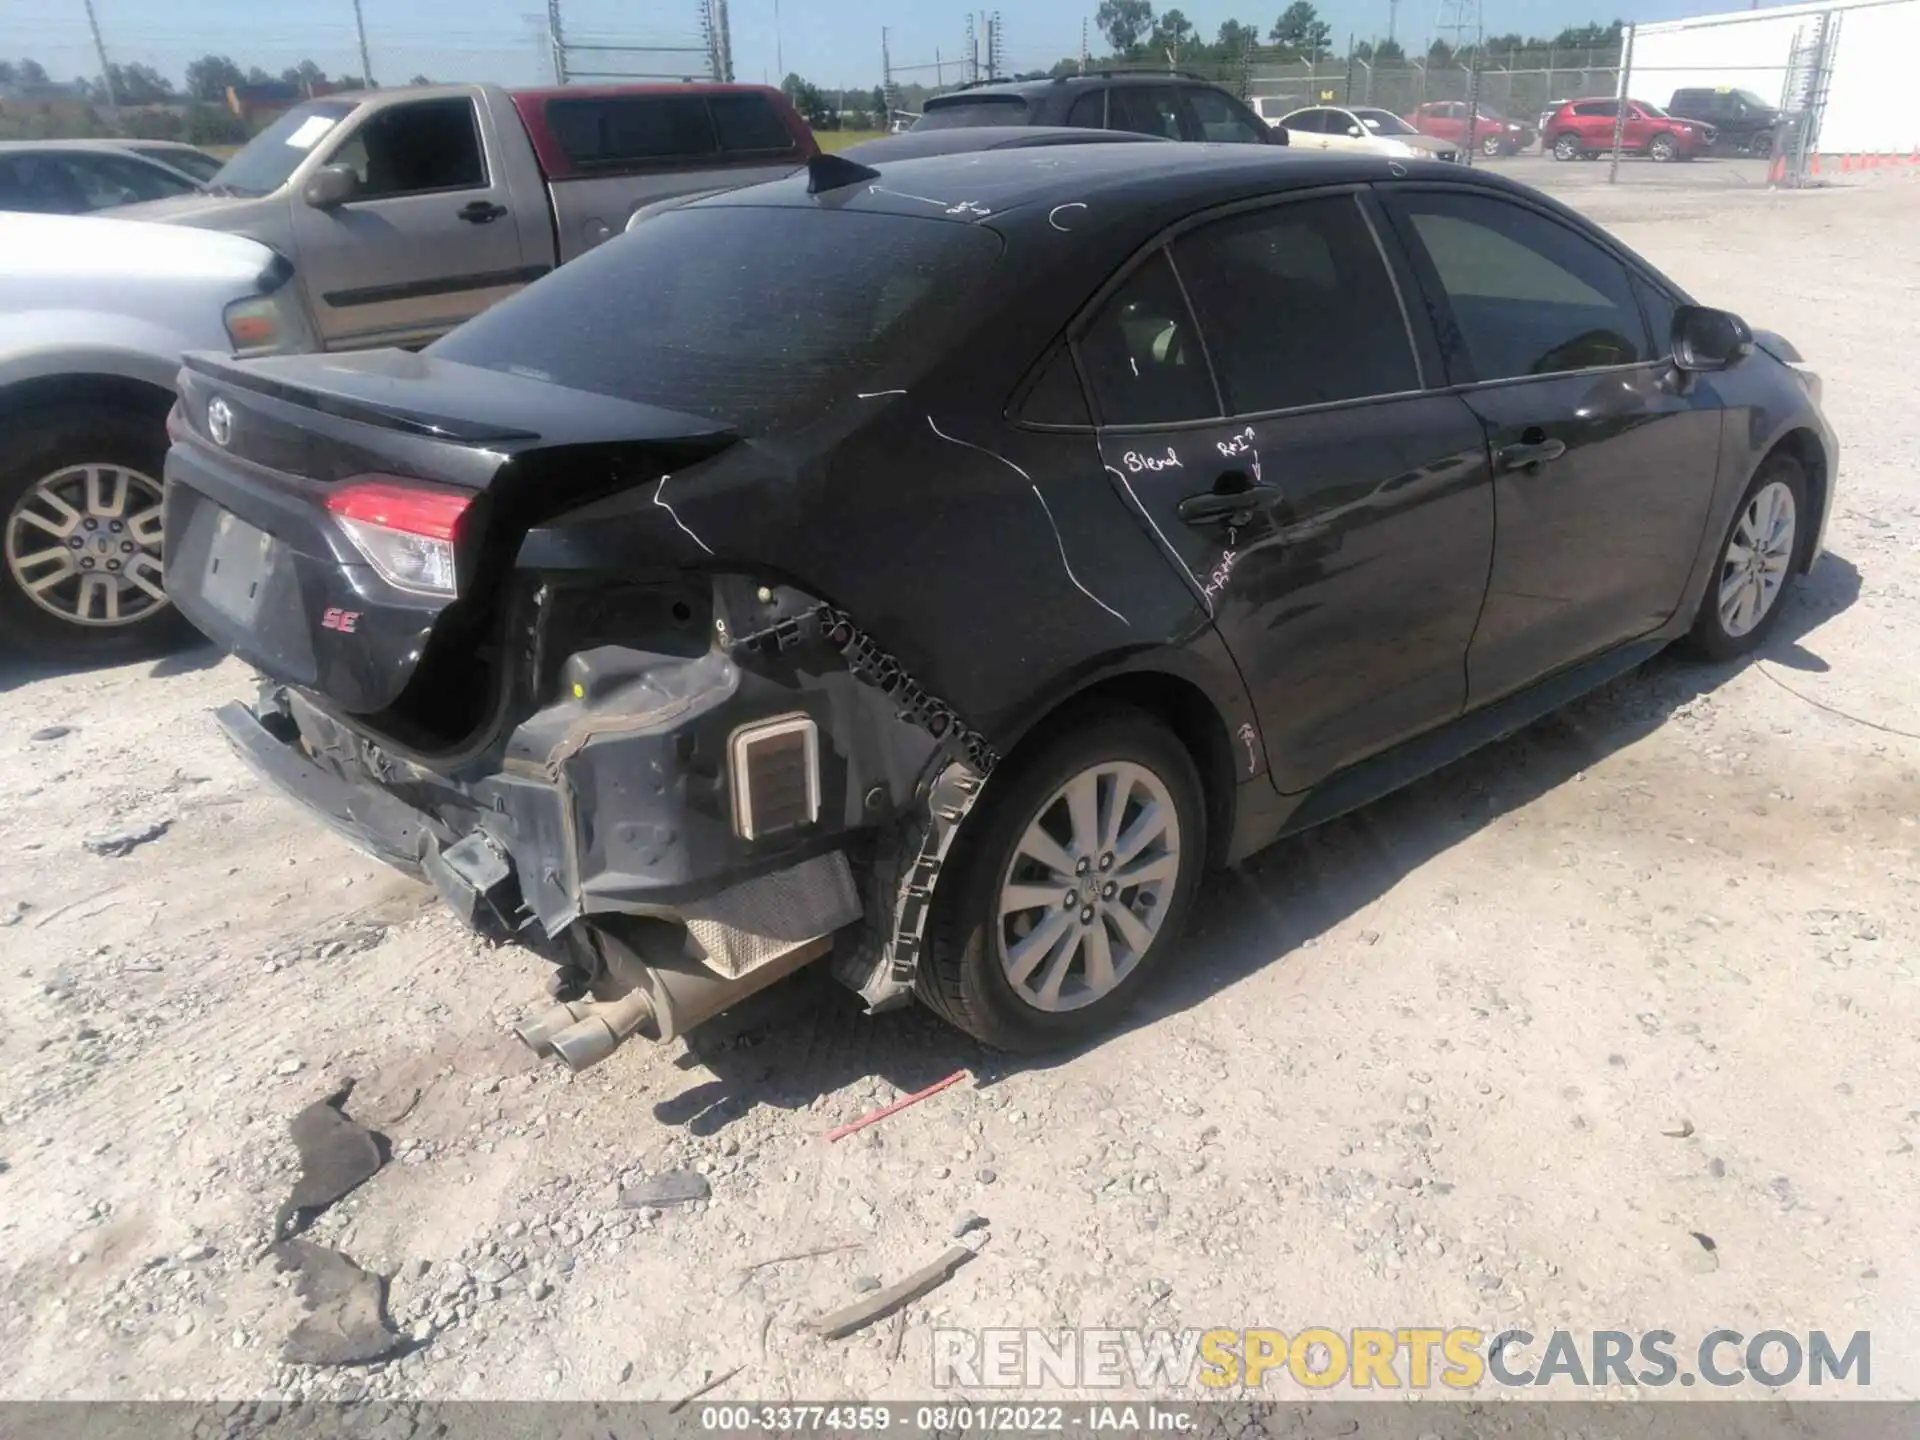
[163,350,737,734]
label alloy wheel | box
[1553,135,1580,161]
[1651,135,1678,162]
[4,463,169,628]
[1717,479,1797,639]
[994,761,1181,1014]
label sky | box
[3,0,1792,95]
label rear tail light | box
[729,714,821,841]
[326,477,472,596]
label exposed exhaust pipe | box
[513,926,832,1072]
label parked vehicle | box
[0,213,307,657]
[1543,98,1714,161]
[913,73,1284,147]
[1278,105,1463,161]
[167,145,1834,1063]
[23,138,226,185]
[114,82,817,352]
[1668,87,1782,156]
[1403,101,1537,155]
[0,142,201,214]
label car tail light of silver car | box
[325,478,471,596]
[729,714,821,841]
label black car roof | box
[926,71,1238,103]
[840,126,1172,164]
[692,142,1510,229]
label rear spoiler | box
[180,352,542,444]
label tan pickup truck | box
[115,81,818,351]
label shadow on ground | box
[646,551,1861,1133]
[0,633,224,695]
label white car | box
[0,211,312,657]
[1277,105,1464,162]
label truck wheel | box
[1650,133,1679,162]
[0,402,192,662]
[1551,133,1582,161]
[1748,132,1774,158]
[917,704,1205,1052]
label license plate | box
[201,511,277,626]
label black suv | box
[1668,87,1782,156]
[914,72,1285,146]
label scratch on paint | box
[1048,202,1088,232]
[857,389,907,399]
[652,474,713,556]
[1104,464,1212,618]
[1236,722,1259,775]
[926,416,1127,625]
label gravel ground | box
[1,165,1916,1405]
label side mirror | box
[1346,125,1364,137]
[302,163,359,210]
[1672,304,1753,372]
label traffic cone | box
[1767,152,1786,185]
[1841,152,1853,171]
[1811,151,1821,175]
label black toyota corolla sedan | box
[162,144,1836,1064]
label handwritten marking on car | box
[1216,426,1256,459]
[1121,447,1182,473]
[651,474,713,556]
[1202,549,1240,602]
[856,389,907,399]
[1236,722,1259,774]
[926,416,1128,625]
[1048,202,1089,232]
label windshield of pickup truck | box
[211,101,359,196]
[429,206,1004,435]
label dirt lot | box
[2,162,1917,1406]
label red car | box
[1543,98,1714,162]
[1402,101,1536,156]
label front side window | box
[1183,87,1266,143]
[1392,191,1649,381]
[212,100,358,196]
[330,98,485,197]
[1076,251,1216,425]
[1174,196,1418,415]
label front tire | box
[1481,133,1506,157]
[1650,133,1679,162]
[1682,453,1807,661]
[917,705,1205,1051]
[0,402,192,662]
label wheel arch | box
[1765,426,1831,572]
[0,371,177,430]
[989,648,1249,872]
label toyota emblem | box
[207,397,233,447]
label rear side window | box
[549,95,717,165]
[1182,87,1266,144]
[1283,110,1326,133]
[1174,197,1418,414]
[915,96,1030,130]
[429,208,1002,435]
[1572,101,1617,118]
[1065,90,1108,128]
[709,93,797,153]
[1390,191,1648,380]
[1076,251,1217,425]
[1109,87,1188,140]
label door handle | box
[458,200,508,224]
[1177,480,1279,527]
[1496,435,1567,472]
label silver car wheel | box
[995,761,1181,1014]
[4,463,169,628]
[1717,479,1796,639]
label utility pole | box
[1080,16,1090,72]
[1387,0,1400,46]
[983,13,996,82]
[715,0,732,80]
[881,25,893,120]
[774,0,783,79]
[81,0,121,133]
[547,0,569,83]
[351,0,376,87]
[965,14,977,85]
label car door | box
[1430,103,1466,143]
[1317,109,1376,153]
[1377,185,1725,705]
[1280,109,1331,149]
[1571,100,1616,148]
[290,95,537,350]
[1077,191,1496,791]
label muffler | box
[514,925,831,1072]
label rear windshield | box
[212,101,358,195]
[915,95,1031,130]
[429,206,1003,435]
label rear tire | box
[1748,132,1774,158]
[0,402,194,662]
[916,705,1205,1052]
[1481,133,1505,157]
[1680,453,1808,662]
[1551,133,1582,161]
